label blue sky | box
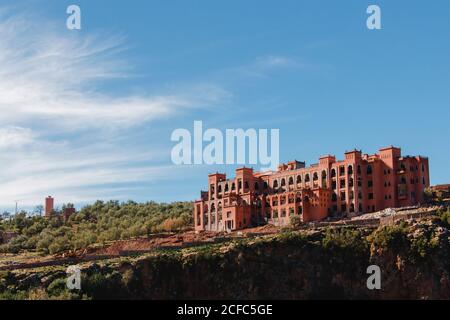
[0,0,449,212]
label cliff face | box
[1,218,449,300]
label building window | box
[331,169,336,178]
[368,193,374,200]
[339,166,345,176]
[367,165,373,175]
[340,179,346,188]
[368,180,373,188]
[350,203,355,213]
[289,177,294,185]
[296,175,302,184]
[273,180,278,188]
[348,165,353,175]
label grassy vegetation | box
[0,201,193,255]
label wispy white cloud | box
[254,55,299,68]
[0,126,34,149]
[0,8,228,210]
[232,55,302,79]
[0,11,227,129]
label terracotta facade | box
[194,146,430,232]
[45,196,54,218]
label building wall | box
[194,146,430,232]
[45,196,54,217]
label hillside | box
[1,213,449,300]
[0,201,193,255]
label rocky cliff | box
[1,218,449,300]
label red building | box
[193,146,430,232]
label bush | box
[322,227,368,253]
[368,223,409,250]
[289,216,302,228]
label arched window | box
[254,182,259,190]
[313,172,318,181]
[273,180,278,188]
[296,175,302,184]
[218,185,222,193]
[321,170,327,187]
[349,178,354,187]
[224,183,229,192]
[348,165,353,175]
[281,178,286,186]
[244,181,249,189]
[305,174,310,182]
[288,177,294,185]
[263,181,268,189]
[231,182,236,190]
[331,169,336,178]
